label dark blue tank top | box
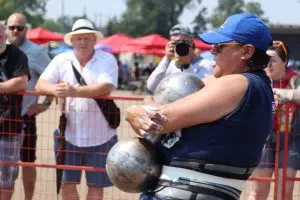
[158,71,274,168]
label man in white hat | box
[36,19,118,200]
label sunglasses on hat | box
[272,40,288,57]
[8,25,25,32]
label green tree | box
[207,0,267,28]
[54,15,88,34]
[0,0,47,27]
[192,4,207,35]
[104,0,200,38]
[41,19,61,32]
[244,2,268,23]
[105,16,119,36]
[40,15,88,34]
[209,0,244,28]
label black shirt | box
[0,44,30,135]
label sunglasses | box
[212,42,242,54]
[273,40,288,57]
[8,25,25,32]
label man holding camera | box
[147,24,214,92]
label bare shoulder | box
[202,75,216,85]
[205,74,248,87]
[219,74,248,82]
[197,74,249,103]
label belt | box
[148,165,242,200]
[170,159,255,180]
[159,165,245,191]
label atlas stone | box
[106,72,205,193]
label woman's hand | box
[126,105,167,136]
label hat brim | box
[198,31,233,44]
[64,29,104,46]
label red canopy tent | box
[27,27,64,44]
[120,45,165,56]
[193,39,212,50]
[119,33,169,56]
[96,33,134,53]
[125,33,169,48]
[121,34,212,55]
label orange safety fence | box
[242,101,300,200]
[0,91,143,200]
[0,91,300,200]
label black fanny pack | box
[169,159,254,180]
[144,158,252,200]
[147,177,241,200]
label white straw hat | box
[64,19,103,46]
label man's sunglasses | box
[8,25,26,31]
[212,42,242,53]
[273,40,288,57]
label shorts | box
[20,115,37,162]
[54,130,118,188]
[258,132,300,169]
[0,135,22,189]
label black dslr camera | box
[174,40,193,57]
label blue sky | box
[46,0,300,28]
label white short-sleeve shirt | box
[40,50,118,147]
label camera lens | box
[175,41,190,57]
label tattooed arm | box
[273,89,297,102]
[273,76,300,103]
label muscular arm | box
[0,75,28,93]
[273,77,300,103]
[273,89,296,102]
[158,74,248,133]
[127,74,248,135]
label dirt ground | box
[12,90,141,200]
[10,90,300,200]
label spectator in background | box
[6,12,52,200]
[146,24,214,93]
[0,23,30,200]
[35,18,118,200]
[122,62,129,87]
[250,41,300,200]
[117,59,123,89]
[142,62,156,76]
[134,61,140,81]
[116,59,130,89]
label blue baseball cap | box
[199,13,272,52]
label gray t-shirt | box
[19,39,51,115]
